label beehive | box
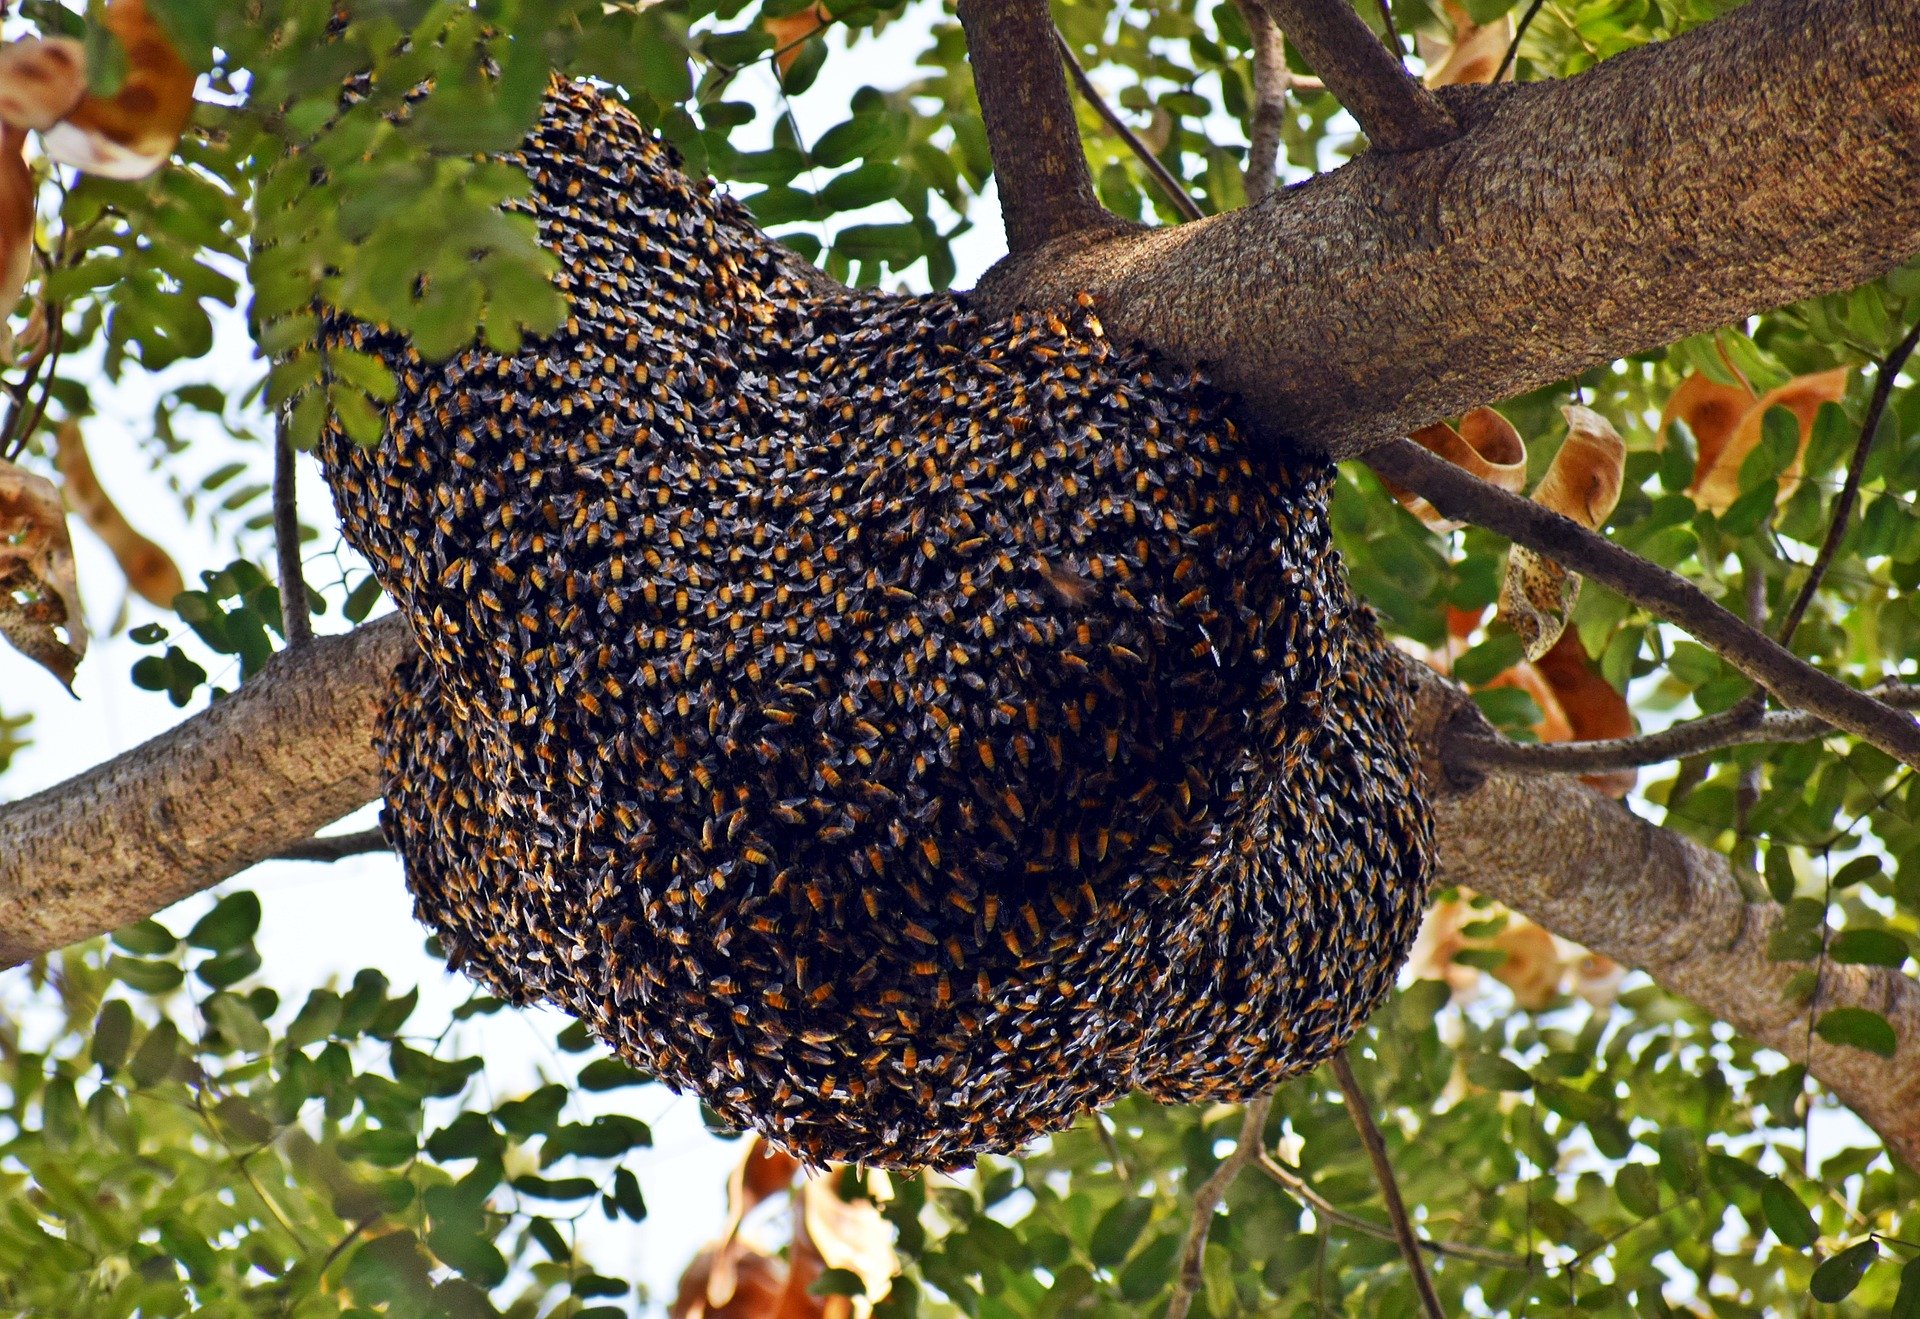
[317,81,1433,1168]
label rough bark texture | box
[1,0,1918,1167]
[955,0,1126,254]
[1403,670,1920,1169]
[976,0,1920,460]
[1255,0,1455,153]
[0,615,410,966]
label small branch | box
[1167,1092,1273,1319]
[1232,0,1289,205]
[1053,27,1204,223]
[1367,437,1920,771]
[274,827,391,864]
[1254,1153,1531,1269]
[1776,316,1920,645]
[1331,1055,1444,1319]
[1451,682,1920,776]
[956,0,1117,254]
[1253,0,1456,153]
[1493,0,1549,83]
[272,418,313,649]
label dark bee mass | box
[315,81,1433,1168]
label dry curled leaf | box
[40,0,196,180]
[54,420,183,607]
[797,1176,896,1316]
[1532,630,1636,797]
[1388,407,1528,531]
[0,455,87,688]
[1500,405,1624,660]
[673,1245,791,1319]
[0,37,88,132]
[764,3,831,75]
[0,124,32,364]
[1423,0,1515,86]
[1687,366,1849,514]
[1660,369,1753,476]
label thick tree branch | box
[1406,669,1920,1169]
[976,0,1920,461]
[1368,436,1920,772]
[1053,28,1203,224]
[955,0,1121,255]
[1253,0,1454,154]
[0,616,411,967]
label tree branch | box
[1253,0,1454,153]
[1254,1153,1531,1269]
[1053,27,1203,223]
[1167,1092,1273,1319]
[1776,316,1920,645]
[975,0,1920,461]
[1231,0,1288,205]
[1331,1055,1445,1319]
[955,0,1122,255]
[0,615,411,967]
[275,827,391,864]
[1367,436,1920,772]
[1450,683,1920,777]
[1405,667,1920,1169]
[273,419,313,650]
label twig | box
[1331,1055,1444,1319]
[1376,0,1401,55]
[956,0,1116,254]
[1254,0,1456,153]
[1232,0,1289,205]
[275,827,391,863]
[1166,1092,1273,1319]
[1053,28,1204,223]
[1254,1154,1531,1269]
[1492,0,1549,83]
[1367,437,1920,771]
[1776,316,1920,645]
[273,418,313,649]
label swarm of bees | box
[317,82,1434,1168]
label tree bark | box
[975,0,1920,460]
[0,615,410,966]
[1406,671,1920,1169]
[1,0,1918,1168]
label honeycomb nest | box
[317,82,1433,1168]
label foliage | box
[0,0,1918,1316]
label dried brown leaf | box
[1689,366,1849,514]
[1490,918,1565,1011]
[54,420,182,607]
[765,3,830,75]
[0,124,32,364]
[1499,406,1625,660]
[0,455,87,688]
[41,0,196,180]
[1660,370,1754,478]
[1423,0,1514,86]
[672,1245,791,1319]
[0,37,87,132]
[1388,407,1528,531]
[1533,631,1637,797]
[797,1176,897,1316]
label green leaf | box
[90,1000,134,1074]
[1894,1254,1920,1319]
[1089,1197,1153,1268]
[511,1174,599,1201]
[1809,1239,1878,1303]
[577,1058,650,1091]
[129,1019,182,1087]
[811,1267,865,1298]
[187,891,262,952]
[1759,1177,1818,1248]
[111,919,179,956]
[108,955,185,995]
[1813,1007,1898,1057]
[1828,928,1909,966]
